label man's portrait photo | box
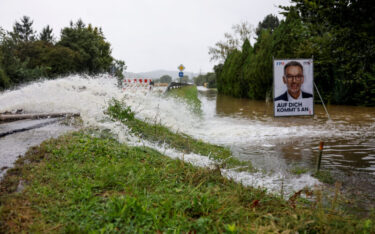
[273,59,314,116]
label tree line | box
[193,73,216,88]
[0,16,125,89]
[156,75,191,84]
[212,0,375,106]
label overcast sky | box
[0,0,289,74]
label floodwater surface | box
[199,89,375,175]
[197,88,375,212]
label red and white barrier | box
[122,78,153,91]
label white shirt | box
[287,91,302,101]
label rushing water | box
[1,76,374,208]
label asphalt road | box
[0,119,76,178]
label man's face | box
[283,65,304,98]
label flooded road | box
[0,119,76,178]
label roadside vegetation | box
[106,98,252,171]
[167,85,202,114]
[0,131,373,233]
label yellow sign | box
[178,64,185,71]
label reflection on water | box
[216,93,274,120]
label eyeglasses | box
[285,75,303,81]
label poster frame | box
[273,58,314,117]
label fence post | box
[316,141,324,173]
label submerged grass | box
[107,98,253,171]
[167,85,202,114]
[313,170,335,185]
[0,131,373,233]
[289,166,309,175]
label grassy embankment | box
[167,85,202,114]
[107,94,252,171]
[1,131,374,233]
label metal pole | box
[316,141,324,173]
[314,82,331,120]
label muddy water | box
[209,91,375,173]
[198,88,375,212]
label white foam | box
[197,86,210,91]
[222,170,319,194]
[0,75,123,127]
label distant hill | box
[124,70,200,80]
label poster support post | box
[313,82,331,120]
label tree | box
[280,0,375,105]
[0,17,126,89]
[215,11,307,100]
[255,14,280,38]
[159,75,172,83]
[214,1,375,106]
[11,16,36,42]
[0,27,6,43]
[237,38,252,97]
[58,19,113,74]
[208,21,254,63]
[1,17,49,83]
[111,59,126,86]
[248,30,273,100]
[217,49,243,96]
[39,25,54,44]
[44,45,82,76]
[111,59,126,78]
[194,73,216,88]
[0,47,10,89]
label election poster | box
[273,59,314,117]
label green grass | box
[0,131,373,233]
[167,85,201,114]
[289,166,309,175]
[106,98,253,171]
[313,170,335,185]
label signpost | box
[178,64,185,83]
[178,64,185,71]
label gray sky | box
[0,0,289,74]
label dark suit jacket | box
[274,91,313,101]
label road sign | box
[179,72,184,78]
[178,64,185,71]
